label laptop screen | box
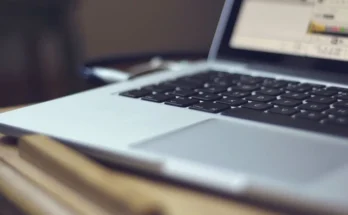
[229,0,348,62]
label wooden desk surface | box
[0,106,283,215]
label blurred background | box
[0,1,226,213]
[79,0,224,59]
[0,0,225,107]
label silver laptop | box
[1,0,348,213]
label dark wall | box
[78,0,225,59]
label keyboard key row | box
[122,89,348,109]
[119,70,348,137]
[120,87,348,103]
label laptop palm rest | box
[134,119,348,184]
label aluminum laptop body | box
[1,0,348,214]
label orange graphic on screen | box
[308,21,326,33]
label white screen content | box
[230,0,348,61]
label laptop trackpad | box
[134,119,348,183]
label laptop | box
[1,0,348,213]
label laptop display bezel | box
[210,0,348,74]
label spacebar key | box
[221,108,320,132]
[221,108,348,138]
[222,108,280,122]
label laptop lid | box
[210,0,348,74]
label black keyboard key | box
[210,71,235,79]
[326,87,348,93]
[189,102,230,113]
[269,107,298,116]
[272,99,302,107]
[334,101,348,109]
[285,84,312,93]
[165,80,203,89]
[308,84,326,89]
[200,86,227,94]
[192,92,222,101]
[238,74,252,79]
[176,76,206,84]
[222,108,263,117]
[216,97,247,106]
[307,96,336,104]
[299,103,329,112]
[257,88,284,96]
[141,93,174,103]
[294,112,327,121]
[282,92,310,100]
[208,78,239,87]
[239,76,264,85]
[285,80,300,85]
[242,102,272,111]
[246,95,276,102]
[312,89,337,97]
[187,72,215,81]
[142,84,175,93]
[326,108,348,117]
[231,84,260,92]
[172,88,197,97]
[119,89,151,98]
[262,77,276,81]
[322,117,348,127]
[336,92,348,100]
[221,91,251,98]
[165,97,199,107]
[262,80,288,88]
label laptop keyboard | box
[119,70,348,137]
